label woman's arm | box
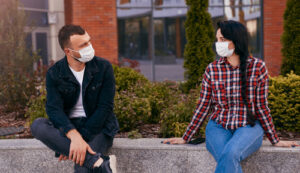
[164,65,213,144]
[255,62,298,147]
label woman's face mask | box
[215,41,234,57]
[69,44,95,63]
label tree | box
[280,0,300,75]
[183,0,215,92]
[0,0,39,113]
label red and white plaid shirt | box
[182,56,279,144]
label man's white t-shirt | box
[69,66,87,118]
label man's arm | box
[46,71,96,165]
[80,62,115,139]
[45,71,75,134]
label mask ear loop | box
[68,48,82,62]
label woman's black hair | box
[216,20,256,126]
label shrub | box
[127,129,142,139]
[268,72,300,132]
[160,87,207,138]
[132,81,183,124]
[25,85,47,126]
[183,0,215,92]
[114,90,151,132]
[113,65,149,92]
[280,0,300,75]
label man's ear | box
[64,48,70,55]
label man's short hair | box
[58,24,85,50]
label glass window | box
[116,0,263,81]
[26,11,49,27]
[25,33,33,56]
[36,33,48,65]
[19,0,48,9]
[118,17,149,60]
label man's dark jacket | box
[45,56,119,141]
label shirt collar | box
[217,56,253,65]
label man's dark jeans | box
[31,117,113,173]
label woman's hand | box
[273,140,299,147]
[163,138,187,145]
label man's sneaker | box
[109,155,117,173]
[93,155,117,173]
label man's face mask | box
[215,41,234,57]
[69,44,95,63]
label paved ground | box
[138,59,185,82]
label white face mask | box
[69,44,95,63]
[215,41,234,57]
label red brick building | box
[263,0,287,76]
[64,0,118,64]
[64,0,287,76]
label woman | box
[163,20,298,173]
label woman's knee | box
[220,146,241,161]
[30,118,49,138]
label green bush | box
[25,85,47,126]
[114,90,151,132]
[159,87,207,138]
[268,72,300,132]
[114,80,181,131]
[113,65,149,92]
[132,81,182,124]
[280,0,300,75]
[183,0,215,92]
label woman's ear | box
[228,41,235,50]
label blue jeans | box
[31,118,113,173]
[205,120,264,173]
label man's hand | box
[58,154,68,161]
[66,129,96,166]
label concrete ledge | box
[0,138,299,173]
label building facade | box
[21,0,65,64]
[23,0,287,79]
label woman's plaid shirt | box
[182,56,279,144]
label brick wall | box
[263,0,287,76]
[64,0,118,64]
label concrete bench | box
[0,138,299,173]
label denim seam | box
[238,125,263,161]
[206,135,218,161]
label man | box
[31,24,119,173]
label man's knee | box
[30,118,49,138]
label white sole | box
[109,155,117,173]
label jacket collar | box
[59,56,100,84]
